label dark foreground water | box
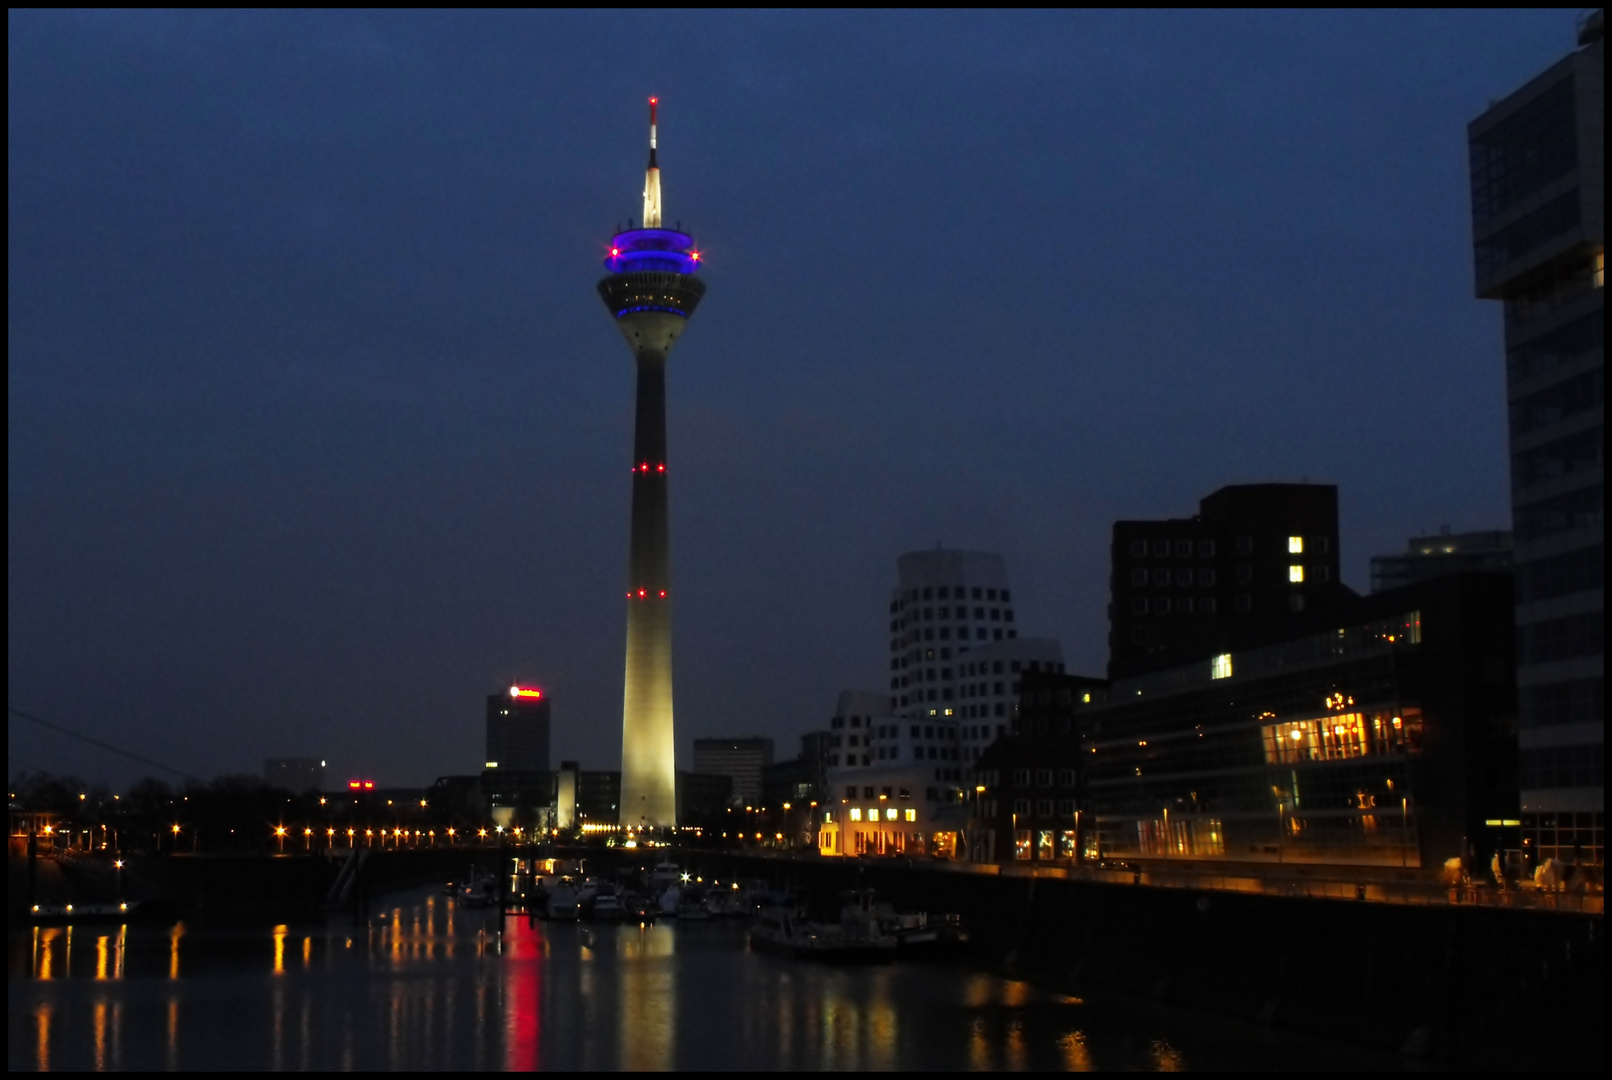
[9,884,1410,1071]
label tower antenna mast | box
[642,97,662,229]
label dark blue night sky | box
[7,10,1580,785]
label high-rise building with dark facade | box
[692,737,773,805]
[1369,529,1513,594]
[485,686,550,774]
[1468,11,1603,863]
[1108,484,1353,677]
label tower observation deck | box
[597,98,706,830]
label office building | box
[1369,529,1513,593]
[1468,11,1603,863]
[1076,574,1520,869]
[599,98,709,828]
[819,687,970,857]
[1108,483,1353,677]
[885,549,1069,767]
[691,737,774,805]
[485,686,551,774]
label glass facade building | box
[1468,14,1603,863]
[1079,575,1522,869]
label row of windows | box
[892,586,1010,610]
[1519,746,1604,790]
[1516,543,1603,603]
[1125,536,1333,561]
[1519,677,1603,728]
[891,605,1014,629]
[846,806,919,823]
[1469,77,1579,225]
[1502,252,1602,326]
[1514,483,1602,543]
[1006,767,1077,789]
[1130,596,1220,615]
[1506,310,1601,387]
[828,714,878,730]
[1511,425,1603,490]
[1521,811,1603,866]
[1510,366,1603,440]
[1130,567,1218,587]
[1006,799,1078,818]
[1128,538,1219,559]
[892,627,1017,648]
[902,685,1018,704]
[873,744,959,763]
[1519,611,1603,665]
[1475,191,1581,280]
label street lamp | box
[275,825,287,853]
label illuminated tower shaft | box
[597,98,705,829]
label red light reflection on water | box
[502,918,543,1070]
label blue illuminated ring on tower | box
[604,228,702,277]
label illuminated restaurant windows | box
[1260,708,1423,765]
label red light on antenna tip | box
[638,589,646,597]
[649,97,658,104]
[611,248,619,256]
[659,590,666,598]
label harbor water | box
[9,884,1410,1071]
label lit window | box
[1211,653,1233,679]
[1289,565,1304,582]
[849,808,862,821]
[903,808,916,822]
[885,808,898,821]
[1289,536,1304,554]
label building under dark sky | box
[1467,11,1603,863]
[1108,484,1351,678]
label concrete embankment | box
[687,851,1602,1071]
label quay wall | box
[690,851,1601,1070]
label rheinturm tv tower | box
[597,97,705,829]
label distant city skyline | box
[6,10,1581,786]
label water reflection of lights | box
[1151,1038,1186,1071]
[166,999,180,1071]
[168,923,184,980]
[1059,1030,1093,1070]
[36,1002,51,1070]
